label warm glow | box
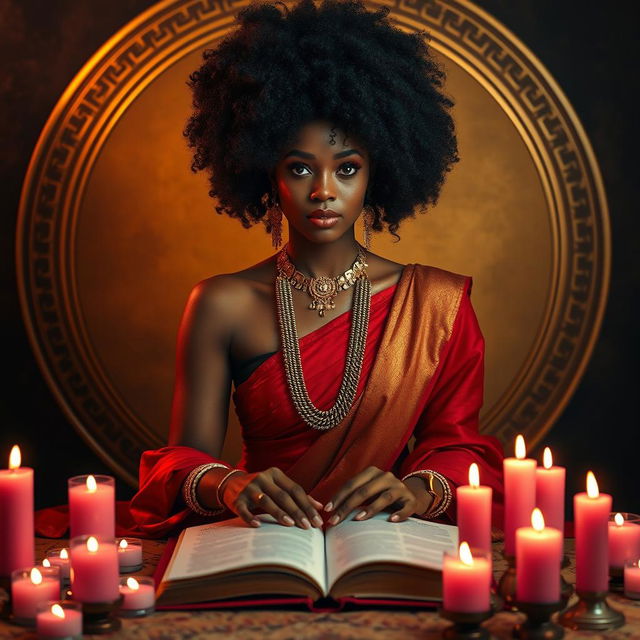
[515,434,526,460]
[459,542,473,566]
[468,463,480,488]
[60,548,68,560]
[586,471,599,498]
[42,558,51,568]
[126,577,140,591]
[51,604,65,619]
[8,445,21,470]
[87,536,99,553]
[531,508,545,531]
[119,539,128,550]
[615,513,624,527]
[86,475,97,493]
[543,447,553,469]
[30,567,43,585]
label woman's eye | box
[338,162,360,177]
[290,163,310,176]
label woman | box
[129,0,504,538]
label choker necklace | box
[275,244,371,431]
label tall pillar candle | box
[68,474,115,539]
[503,435,536,556]
[457,463,492,554]
[0,446,34,576]
[575,471,611,593]
[535,447,566,533]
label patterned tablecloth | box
[1,537,639,639]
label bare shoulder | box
[364,252,405,291]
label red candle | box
[503,435,536,556]
[457,463,492,554]
[516,508,563,603]
[535,447,566,533]
[608,513,640,569]
[575,471,611,593]
[68,474,115,539]
[70,535,119,603]
[0,446,34,576]
[442,542,492,613]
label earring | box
[362,205,374,250]
[262,190,283,250]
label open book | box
[156,510,458,608]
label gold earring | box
[362,206,374,250]
[262,190,283,250]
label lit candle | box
[68,474,115,539]
[117,538,143,572]
[36,601,82,638]
[119,576,155,613]
[624,559,640,599]
[535,447,566,533]
[457,463,492,554]
[503,435,536,556]
[574,471,611,593]
[70,535,119,603]
[11,566,61,622]
[442,542,492,613]
[0,445,34,576]
[608,513,640,569]
[45,547,70,581]
[516,508,562,603]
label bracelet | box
[215,469,246,510]
[183,462,231,517]
[401,469,453,519]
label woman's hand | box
[220,467,324,529]
[323,466,431,525]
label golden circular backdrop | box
[17,0,609,487]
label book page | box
[164,514,327,594]
[325,510,458,588]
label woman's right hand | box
[220,467,325,529]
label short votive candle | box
[117,537,143,572]
[45,548,70,581]
[442,544,491,613]
[11,566,61,624]
[608,512,640,569]
[69,535,119,603]
[624,558,640,599]
[118,576,155,616]
[36,600,82,639]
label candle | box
[535,447,566,533]
[574,471,611,593]
[11,566,61,622]
[608,513,640,569]
[457,463,492,554]
[442,542,491,613]
[119,576,155,613]
[117,538,143,572]
[36,601,82,638]
[45,548,70,581]
[516,508,562,603]
[70,535,119,603]
[68,474,115,539]
[0,446,34,576]
[624,559,640,599]
[503,435,536,556]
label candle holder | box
[81,595,123,634]
[558,590,624,631]
[513,601,564,639]
[36,600,82,640]
[440,609,494,639]
[497,553,517,610]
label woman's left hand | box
[323,466,429,525]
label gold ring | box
[255,492,265,502]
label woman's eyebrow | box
[284,149,363,159]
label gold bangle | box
[215,469,246,510]
[401,469,453,519]
[183,463,230,516]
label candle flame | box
[459,541,473,566]
[119,539,128,550]
[86,475,97,493]
[515,435,526,460]
[60,548,68,560]
[468,463,480,488]
[8,445,21,470]
[586,471,599,498]
[42,558,51,567]
[51,604,65,619]
[543,447,553,469]
[87,536,99,553]
[126,577,140,591]
[615,513,624,527]
[532,508,545,531]
[30,567,43,585]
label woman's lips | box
[307,210,341,228]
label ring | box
[255,492,265,502]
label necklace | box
[275,245,371,430]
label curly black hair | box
[184,0,458,239]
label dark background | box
[1,1,637,517]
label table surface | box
[1,537,639,639]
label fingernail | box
[301,517,311,529]
[324,502,334,512]
[390,514,400,522]
[313,514,323,527]
[354,510,367,520]
[283,515,295,525]
[250,519,261,527]
[329,514,339,525]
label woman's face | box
[272,120,370,244]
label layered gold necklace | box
[275,245,371,430]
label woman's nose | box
[310,171,336,202]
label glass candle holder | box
[442,545,492,614]
[69,535,119,604]
[45,548,70,582]
[116,537,143,573]
[36,600,82,639]
[624,558,640,599]
[118,576,155,617]
[68,474,115,539]
[608,512,640,570]
[11,565,61,625]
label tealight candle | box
[624,558,640,599]
[442,542,491,613]
[608,513,640,569]
[68,474,115,539]
[45,548,70,582]
[11,566,61,623]
[457,463,492,553]
[535,447,566,533]
[117,538,143,573]
[36,601,82,639]
[118,576,155,616]
[70,535,119,603]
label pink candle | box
[535,447,566,533]
[11,567,61,621]
[503,435,536,556]
[442,542,491,613]
[624,560,640,599]
[70,535,119,603]
[45,548,70,581]
[609,513,640,568]
[516,508,563,603]
[68,474,115,539]
[575,471,611,593]
[36,602,82,637]
[0,446,34,576]
[117,538,143,571]
[119,576,155,611]
[457,463,492,554]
